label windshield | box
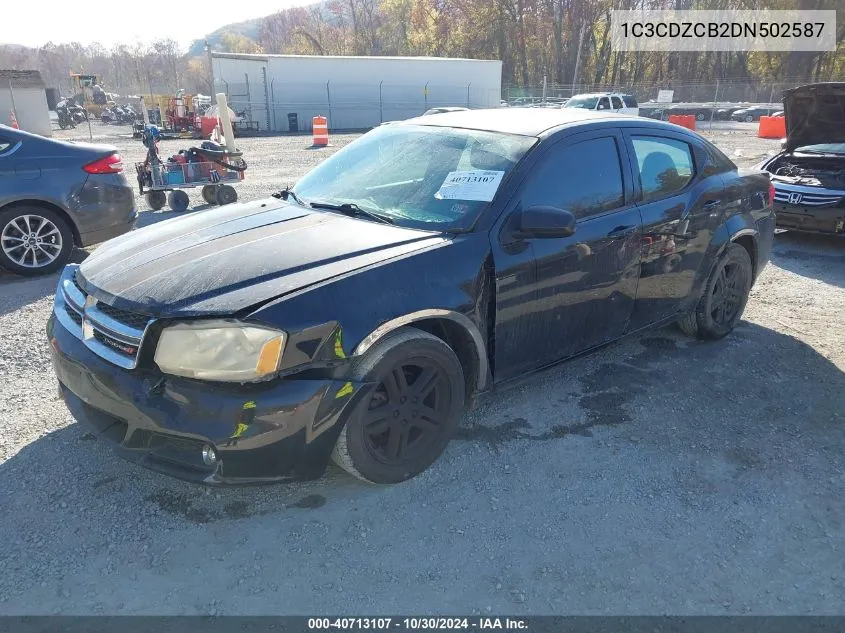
[293,124,536,231]
[564,96,599,110]
[795,143,845,155]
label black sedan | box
[47,109,775,485]
[0,124,136,275]
[731,106,775,122]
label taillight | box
[83,153,123,174]
[768,182,776,207]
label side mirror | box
[516,206,576,238]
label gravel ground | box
[0,121,843,615]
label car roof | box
[571,92,633,98]
[401,107,650,137]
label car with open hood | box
[757,83,845,236]
[47,108,774,485]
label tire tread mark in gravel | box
[144,491,328,524]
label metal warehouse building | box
[211,53,502,132]
[0,70,51,137]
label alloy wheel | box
[363,360,450,464]
[710,261,747,326]
[1,214,63,268]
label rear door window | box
[520,136,625,219]
[611,96,623,110]
[700,141,736,177]
[632,136,695,202]
[622,95,638,108]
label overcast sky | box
[6,0,313,49]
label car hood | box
[783,82,845,152]
[77,198,447,316]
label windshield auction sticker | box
[435,170,505,202]
[611,9,836,51]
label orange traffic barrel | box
[758,115,786,139]
[668,114,696,131]
[312,116,329,147]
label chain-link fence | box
[205,76,812,134]
[504,78,813,108]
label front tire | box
[0,206,73,276]
[331,328,466,484]
[678,243,753,340]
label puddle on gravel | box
[457,336,680,447]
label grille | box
[54,265,154,369]
[72,269,84,294]
[774,185,844,207]
[64,305,82,326]
[95,301,154,330]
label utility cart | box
[135,151,247,212]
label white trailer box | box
[211,53,502,132]
[0,70,51,137]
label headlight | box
[154,319,286,382]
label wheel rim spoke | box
[412,416,438,433]
[363,408,391,435]
[383,367,408,401]
[9,219,26,236]
[412,366,440,399]
[385,425,404,458]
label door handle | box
[702,200,721,211]
[607,225,637,239]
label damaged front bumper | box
[772,183,845,235]
[47,314,371,485]
[774,202,845,235]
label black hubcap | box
[710,261,746,326]
[363,360,448,464]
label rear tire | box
[146,191,166,211]
[215,185,238,206]
[0,205,73,276]
[678,243,753,340]
[168,190,190,212]
[331,327,466,484]
[201,185,218,205]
